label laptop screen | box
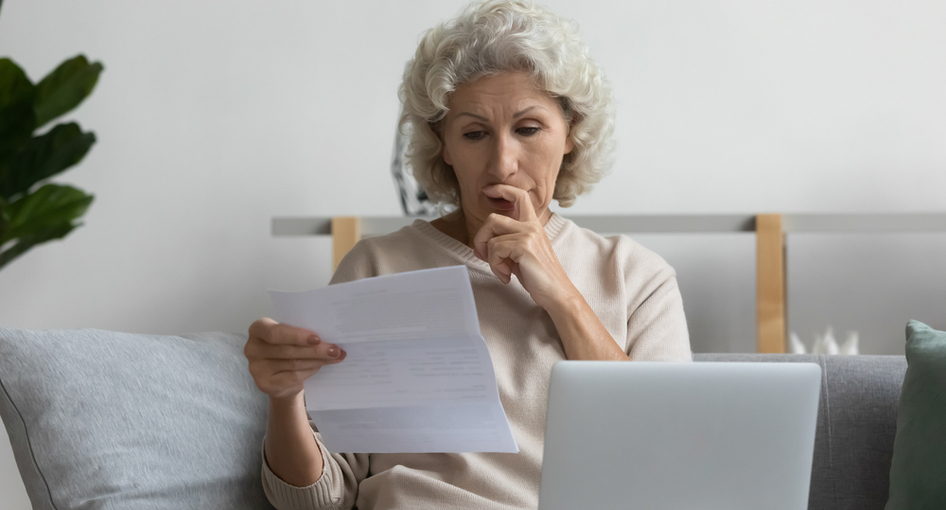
[538,361,821,510]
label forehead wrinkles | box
[448,74,553,115]
[450,93,555,123]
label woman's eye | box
[517,126,540,136]
[463,131,486,141]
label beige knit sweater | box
[262,214,692,509]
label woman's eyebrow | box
[457,105,547,122]
[457,112,489,122]
[513,106,542,118]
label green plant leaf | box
[33,55,103,129]
[0,122,96,201]
[0,58,36,155]
[0,221,77,271]
[1,183,93,244]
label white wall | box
[1,1,944,507]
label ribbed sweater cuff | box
[260,433,344,509]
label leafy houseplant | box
[0,53,103,271]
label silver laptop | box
[538,361,821,510]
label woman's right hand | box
[245,318,347,401]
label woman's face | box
[441,72,574,227]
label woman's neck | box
[430,209,474,248]
[430,207,554,249]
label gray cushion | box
[0,328,274,510]
[818,355,906,510]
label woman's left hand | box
[472,184,578,309]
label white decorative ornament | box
[810,329,827,355]
[789,327,860,355]
[839,331,860,355]
[789,332,807,354]
[820,327,840,355]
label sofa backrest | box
[694,353,907,510]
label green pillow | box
[885,320,946,510]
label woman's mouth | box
[487,196,516,211]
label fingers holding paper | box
[245,318,346,400]
[473,184,576,309]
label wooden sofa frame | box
[272,213,946,354]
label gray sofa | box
[696,353,906,510]
[0,328,907,510]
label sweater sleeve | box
[622,242,692,362]
[259,241,381,509]
[261,429,369,510]
[626,272,692,361]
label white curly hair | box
[398,0,615,208]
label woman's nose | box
[489,134,518,180]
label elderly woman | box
[244,0,691,508]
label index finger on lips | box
[492,184,537,223]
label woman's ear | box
[563,109,577,155]
[431,120,453,165]
[443,144,454,166]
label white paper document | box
[270,266,519,454]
